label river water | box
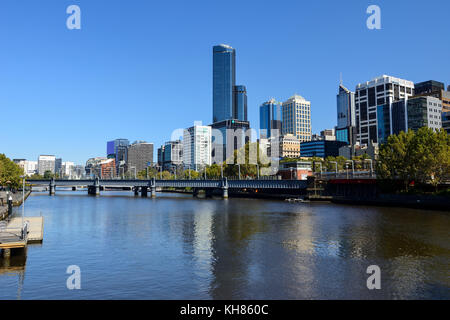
[0,191,449,300]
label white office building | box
[183,123,212,170]
[38,155,56,175]
[355,75,415,145]
[282,95,312,143]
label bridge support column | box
[2,249,11,258]
[150,178,156,198]
[134,187,139,196]
[193,188,199,198]
[222,177,229,199]
[95,178,100,196]
[141,187,148,197]
[72,186,77,191]
[222,187,228,199]
[49,179,55,196]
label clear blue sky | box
[1,0,449,165]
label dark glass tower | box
[233,85,247,121]
[213,44,236,123]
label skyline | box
[1,0,450,164]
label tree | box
[0,154,24,189]
[377,128,450,191]
[43,170,54,179]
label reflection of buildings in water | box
[208,201,270,299]
[0,247,28,300]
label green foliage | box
[0,154,24,188]
[377,128,450,190]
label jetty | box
[0,217,44,257]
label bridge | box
[28,178,309,198]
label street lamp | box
[364,159,373,177]
[345,160,354,177]
[237,164,241,180]
[20,175,25,234]
[329,161,338,177]
[314,162,323,176]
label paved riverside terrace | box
[28,178,309,198]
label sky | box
[1,0,449,165]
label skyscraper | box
[336,84,356,145]
[282,95,312,142]
[183,124,211,171]
[233,85,247,121]
[260,98,282,139]
[126,141,154,174]
[355,75,414,144]
[213,44,236,123]
[211,44,250,163]
[38,155,56,175]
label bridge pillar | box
[95,178,100,196]
[2,248,11,258]
[141,187,148,197]
[49,179,55,196]
[150,178,156,198]
[193,188,199,198]
[222,178,229,199]
[222,187,228,199]
[134,187,139,196]
[72,186,77,191]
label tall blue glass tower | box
[233,85,247,121]
[259,99,282,138]
[213,44,236,123]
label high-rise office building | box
[355,75,415,144]
[126,141,154,174]
[183,124,211,170]
[414,80,450,113]
[377,96,442,143]
[38,155,56,175]
[159,140,183,172]
[336,83,356,145]
[442,112,450,134]
[233,85,248,121]
[106,139,129,163]
[213,44,236,123]
[211,119,251,163]
[55,158,62,176]
[260,98,282,139]
[282,95,312,142]
[211,45,250,163]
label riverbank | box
[331,194,450,211]
[0,190,31,220]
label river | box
[0,191,449,299]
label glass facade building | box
[213,44,236,123]
[260,99,282,139]
[233,85,247,121]
[300,140,347,158]
[442,112,450,134]
[336,84,356,129]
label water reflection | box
[0,192,448,299]
[0,247,28,300]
